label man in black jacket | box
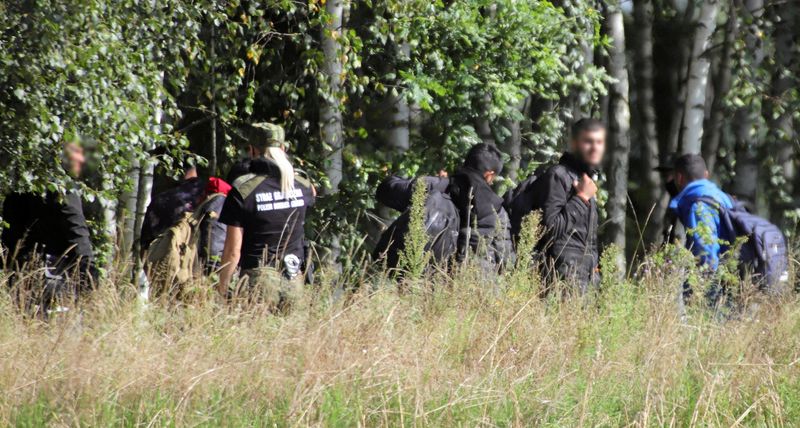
[375,143,514,272]
[448,144,514,270]
[2,141,96,314]
[533,118,606,292]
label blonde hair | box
[263,146,296,197]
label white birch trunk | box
[320,0,345,194]
[604,2,631,269]
[319,0,346,263]
[120,157,141,257]
[680,0,719,154]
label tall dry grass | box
[1,240,799,427]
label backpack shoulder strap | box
[689,196,727,212]
[191,192,225,222]
[233,173,267,199]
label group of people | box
[0,118,788,316]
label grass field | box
[1,242,799,427]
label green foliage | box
[361,0,608,170]
[0,0,610,258]
[0,0,197,197]
[508,211,542,293]
[398,179,430,280]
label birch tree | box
[603,1,631,266]
[633,0,666,246]
[766,0,798,224]
[702,10,738,174]
[319,0,347,261]
[320,0,346,195]
[680,0,719,154]
[731,0,765,207]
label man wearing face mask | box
[655,153,680,245]
[529,118,606,293]
[447,143,515,271]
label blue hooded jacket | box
[669,179,734,270]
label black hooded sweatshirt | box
[375,170,514,271]
[447,167,514,268]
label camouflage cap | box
[247,122,287,148]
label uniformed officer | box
[217,123,315,310]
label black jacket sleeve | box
[376,176,415,211]
[540,169,589,239]
[1,193,29,255]
[55,192,93,259]
[376,175,450,212]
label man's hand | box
[573,173,597,203]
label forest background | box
[1,0,799,270]
[3,1,800,425]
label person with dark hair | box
[655,152,680,244]
[669,154,734,271]
[139,163,206,251]
[226,159,251,184]
[671,154,788,311]
[570,117,605,139]
[447,143,514,270]
[374,143,514,273]
[669,154,738,314]
[528,118,606,292]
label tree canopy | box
[1,0,799,263]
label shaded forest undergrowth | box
[1,245,800,427]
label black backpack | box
[373,190,460,269]
[503,166,549,241]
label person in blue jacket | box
[669,154,735,310]
[669,154,735,270]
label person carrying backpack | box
[505,119,606,294]
[140,163,206,252]
[448,144,514,271]
[669,154,788,307]
[373,174,458,271]
[217,123,315,311]
[373,143,514,273]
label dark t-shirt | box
[219,165,314,270]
